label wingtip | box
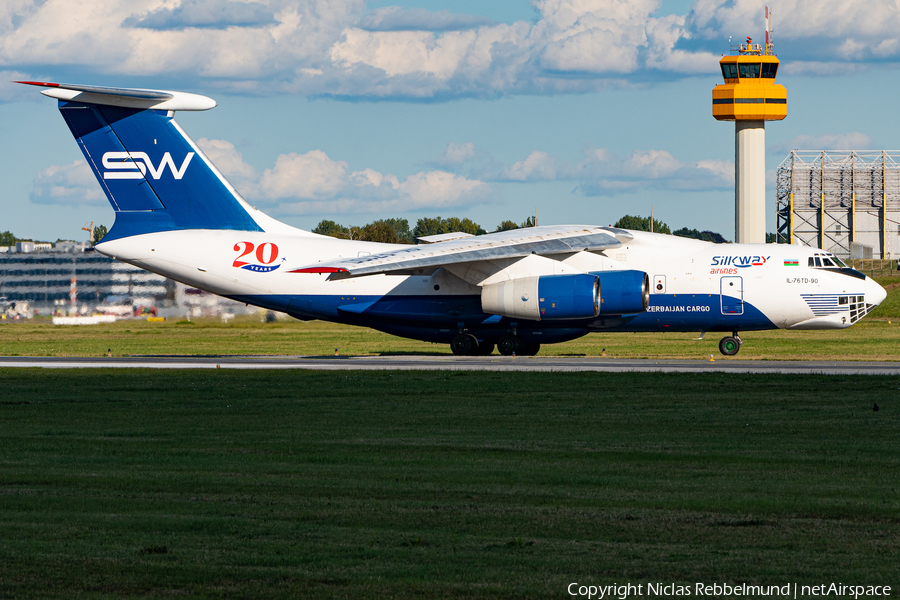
[13,80,59,87]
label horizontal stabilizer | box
[15,81,216,111]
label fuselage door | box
[653,275,666,294]
[720,276,744,315]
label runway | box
[1,355,899,374]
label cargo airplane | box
[19,81,888,356]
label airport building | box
[0,246,169,313]
[776,150,900,259]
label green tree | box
[312,220,349,238]
[374,218,414,244]
[413,216,446,238]
[358,221,400,244]
[93,224,108,244]
[444,217,485,236]
[673,227,729,244]
[0,231,17,246]
[493,216,535,232]
[413,217,484,239]
[614,214,671,235]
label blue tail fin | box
[58,99,262,241]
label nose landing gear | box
[718,332,743,356]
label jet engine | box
[591,270,649,315]
[480,270,648,321]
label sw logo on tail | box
[102,151,194,180]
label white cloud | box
[688,0,900,64]
[358,6,494,32]
[500,150,557,181]
[260,150,349,200]
[126,0,276,30]
[398,170,488,208]
[3,0,900,99]
[437,141,476,165]
[489,145,735,196]
[696,159,734,184]
[30,160,106,206]
[32,141,490,216]
[0,71,37,102]
[196,138,258,193]
[773,132,874,154]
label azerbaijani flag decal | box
[784,259,799,267]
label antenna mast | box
[765,6,774,55]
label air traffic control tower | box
[712,8,786,243]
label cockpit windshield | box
[808,253,849,269]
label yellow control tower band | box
[712,8,786,244]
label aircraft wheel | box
[497,334,519,356]
[719,336,740,356]
[450,334,478,356]
[518,342,541,356]
[476,341,495,356]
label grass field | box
[1,369,898,598]
[2,314,900,361]
[3,279,899,361]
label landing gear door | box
[652,275,666,294]
[720,276,744,315]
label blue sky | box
[0,0,896,242]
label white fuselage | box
[95,228,887,339]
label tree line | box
[312,216,535,244]
[312,214,733,244]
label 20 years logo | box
[232,241,282,273]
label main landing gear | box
[718,332,743,356]
[449,334,540,356]
[497,334,540,357]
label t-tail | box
[16,81,269,241]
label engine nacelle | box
[592,270,649,314]
[481,274,599,321]
[481,271,649,321]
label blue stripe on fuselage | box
[592,294,775,332]
[227,292,775,342]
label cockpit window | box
[721,63,738,79]
[832,256,847,267]
[814,256,822,267]
[761,63,778,78]
[822,257,836,267]
[808,257,815,267]
[739,63,761,78]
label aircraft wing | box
[291,225,630,279]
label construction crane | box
[81,221,94,245]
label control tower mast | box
[712,7,787,244]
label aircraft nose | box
[865,276,887,306]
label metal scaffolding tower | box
[776,150,900,259]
